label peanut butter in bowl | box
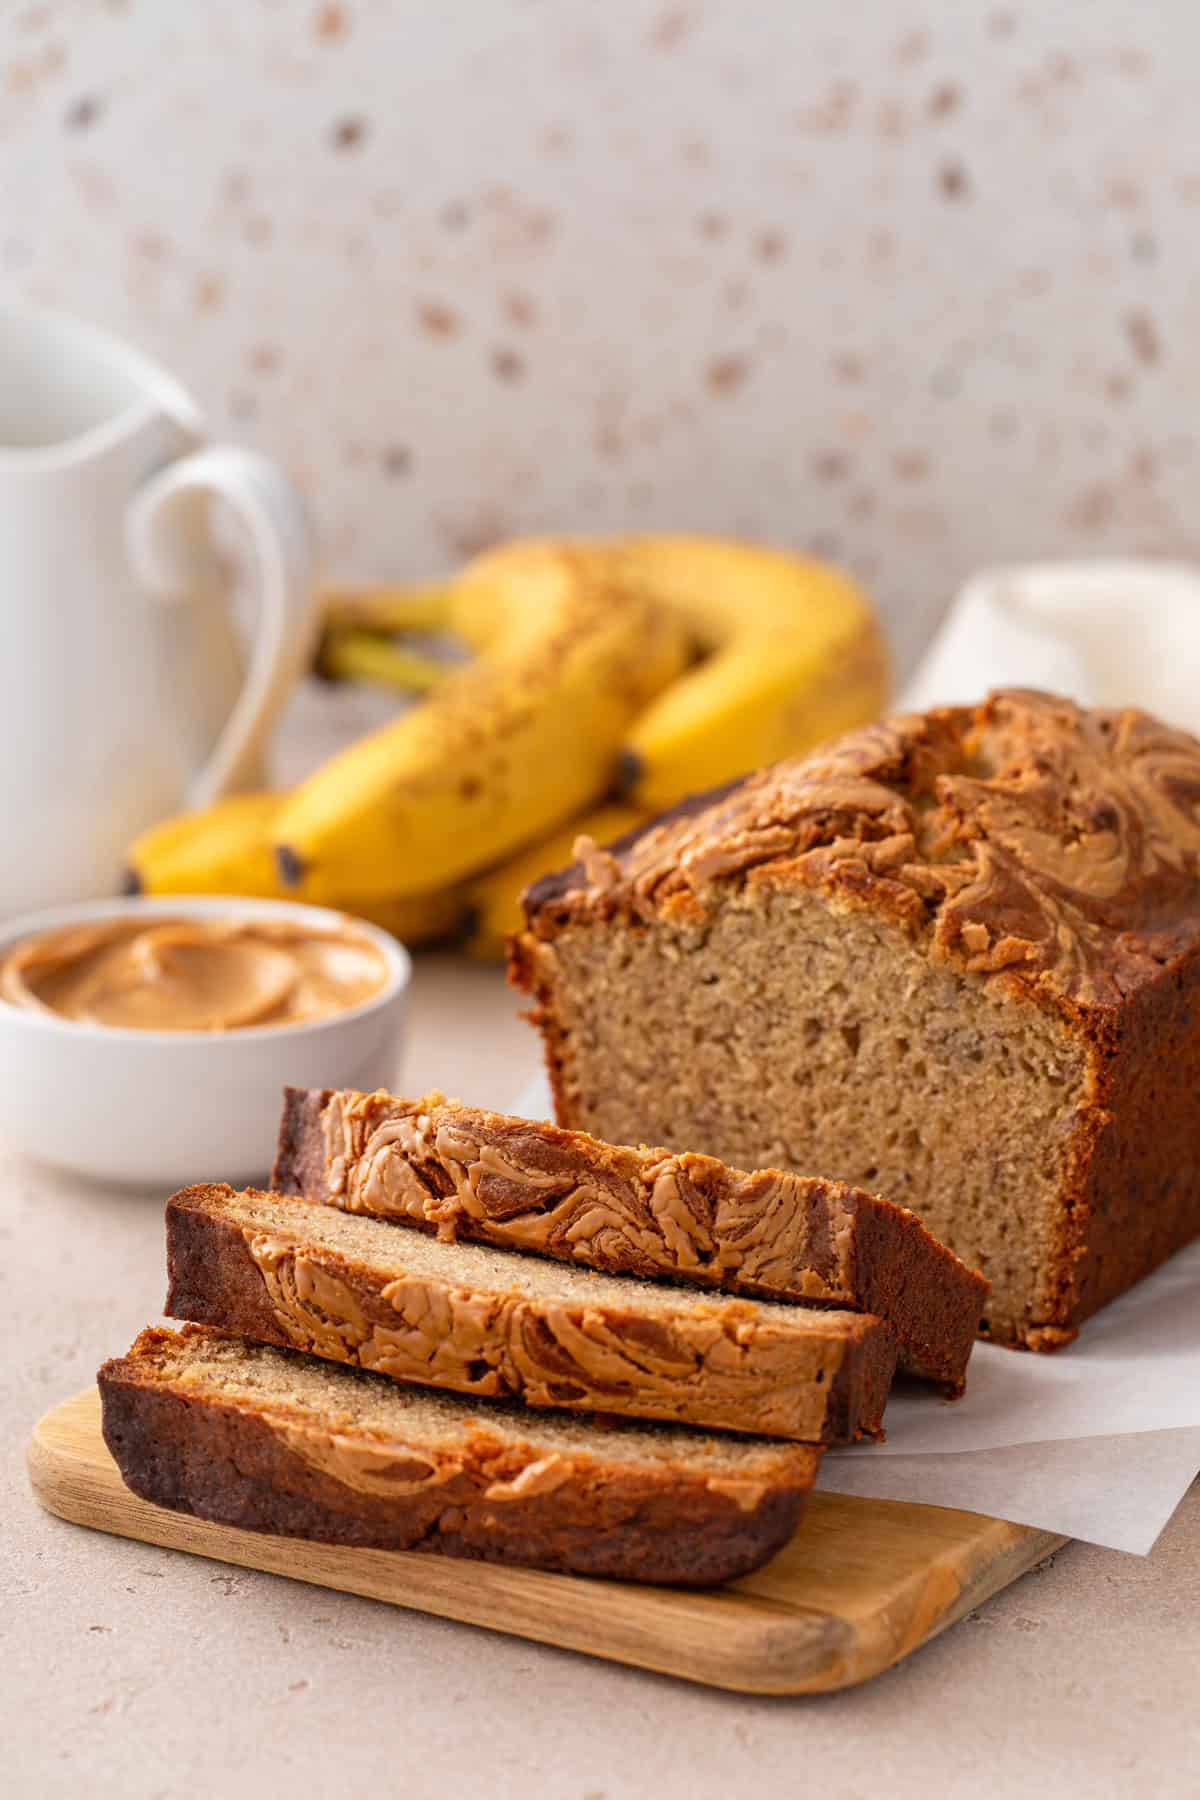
[0,913,391,1032]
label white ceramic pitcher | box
[0,301,317,915]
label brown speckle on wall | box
[490,347,526,383]
[755,228,787,264]
[330,115,368,151]
[722,276,750,313]
[381,445,412,478]
[813,450,851,482]
[417,301,462,340]
[1124,308,1162,367]
[440,507,511,561]
[876,97,910,142]
[502,291,538,328]
[539,123,573,156]
[796,81,858,135]
[937,159,971,200]
[314,4,350,42]
[927,82,961,120]
[893,451,931,483]
[63,93,103,131]
[1105,174,1143,211]
[649,8,695,52]
[705,353,750,395]
[893,28,930,65]
[132,230,168,262]
[1066,483,1116,530]
[193,273,225,313]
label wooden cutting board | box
[28,1388,1067,1695]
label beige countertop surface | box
[5,956,1199,1799]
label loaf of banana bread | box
[100,1326,820,1585]
[512,689,1200,1351]
[274,1085,986,1391]
[165,1184,897,1442]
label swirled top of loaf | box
[522,689,1200,1009]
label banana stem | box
[316,628,448,693]
[321,584,455,635]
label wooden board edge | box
[26,1387,1070,1696]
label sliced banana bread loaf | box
[100,1326,819,1584]
[165,1185,896,1442]
[512,689,1200,1351]
[274,1085,986,1391]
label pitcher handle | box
[125,446,317,807]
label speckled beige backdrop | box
[3,0,1198,675]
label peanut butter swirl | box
[277,1424,463,1497]
[319,1087,855,1301]
[233,1216,868,1442]
[524,689,1200,1007]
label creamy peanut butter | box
[0,915,389,1031]
[318,1087,853,1299]
[279,1423,463,1497]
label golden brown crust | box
[273,1086,986,1391]
[519,690,1200,1011]
[164,1185,897,1443]
[99,1326,818,1585]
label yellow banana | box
[334,887,467,948]
[464,802,646,961]
[125,792,468,947]
[342,537,888,810]
[125,791,285,899]
[272,547,691,901]
[321,584,454,636]
[315,628,446,693]
[605,536,888,807]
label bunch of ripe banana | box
[128,536,889,958]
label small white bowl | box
[0,895,410,1189]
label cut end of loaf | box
[517,882,1088,1350]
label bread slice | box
[99,1326,819,1585]
[274,1085,986,1392]
[512,690,1200,1350]
[165,1185,897,1443]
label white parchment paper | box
[516,1072,1200,1554]
[822,1237,1200,1553]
